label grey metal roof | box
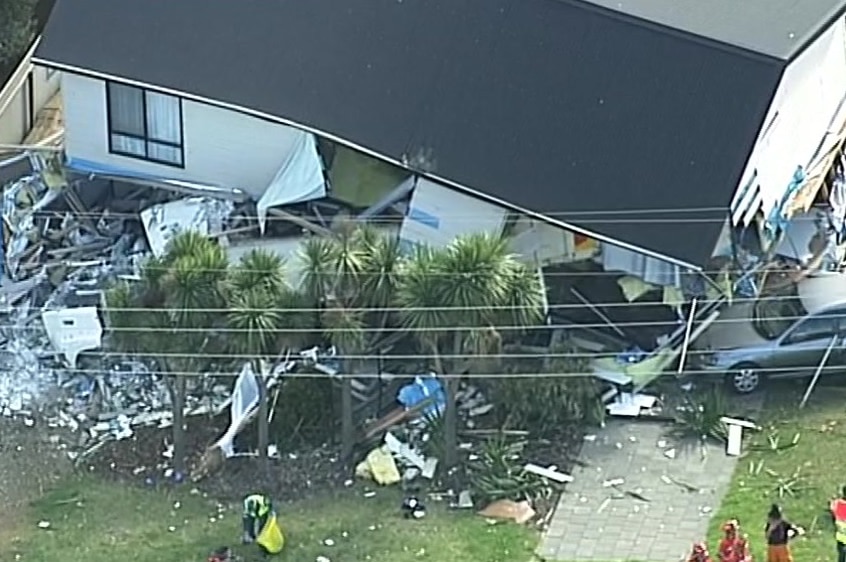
[34,0,788,266]
[580,0,846,59]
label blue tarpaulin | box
[397,375,446,418]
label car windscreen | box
[751,287,808,340]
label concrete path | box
[537,420,738,562]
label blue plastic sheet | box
[397,375,446,418]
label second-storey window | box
[107,81,184,167]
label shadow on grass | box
[6,474,537,562]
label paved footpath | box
[537,420,738,562]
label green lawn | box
[708,385,846,562]
[2,475,537,562]
[329,146,408,208]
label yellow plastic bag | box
[256,513,285,554]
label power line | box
[85,291,822,312]
[19,312,836,333]
[31,364,846,379]
[83,263,820,277]
[19,207,754,221]
[76,347,813,362]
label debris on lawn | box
[355,446,401,485]
[606,391,660,417]
[456,489,474,509]
[720,416,758,456]
[401,496,427,519]
[477,499,536,524]
[523,463,573,483]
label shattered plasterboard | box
[42,307,103,367]
[140,197,233,257]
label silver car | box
[695,273,846,393]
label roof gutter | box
[0,36,41,120]
[31,57,705,272]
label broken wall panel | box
[398,177,507,251]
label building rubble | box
[0,151,249,461]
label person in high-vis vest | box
[242,493,285,555]
[830,486,846,562]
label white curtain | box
[108,83,145,157]
[107,83,182,165]
[145,91,182,165]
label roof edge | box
[785,3,846,62]
[548,0,786,63]
[33,59,707,270]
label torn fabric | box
[257,132,326,232]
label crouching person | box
[242,493,285,555]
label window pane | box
[145,91,181,143]
[147,141,182,165]
[111,134,145,157]
[108,83,144,136]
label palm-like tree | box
[225,249,313,469]
[299,222,402,460]
[397,233,544,468]
[106,231,228,474]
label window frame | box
[105,81,185,168]
[780,308,843,346]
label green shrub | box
[469,432,557,503]
[490,347,604,435]
[270,377,336,445]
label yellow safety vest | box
[244,494,270,518]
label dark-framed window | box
[106,81,184,167]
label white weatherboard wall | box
[62,73,309,196]
[731,19,846,226]
[0,42,60,145]
[399,177,507,249]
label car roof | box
[797,273,846,315]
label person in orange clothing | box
[765,504,802,562]
[688,542,713,562]
[719,520,753,562]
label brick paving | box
[537,420,738,562]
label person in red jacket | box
[719,520,753,562]
[689,542,713,562]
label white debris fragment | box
[316,557,331,562]
[602,478,624,487]
[664,448,677,459]
[37,520,51,529]
[657,439,667,448]
[168,526,176,532]
[584,434,597,442]
[323,538,335,546]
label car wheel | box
[727,363,762,394]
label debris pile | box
[0,151,250,460]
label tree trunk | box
[341,374,354,462]
[256,361,270,473]
[435,339,459,469]
[170,373,187,477]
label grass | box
[2,475,538,562]
[708,385,846,562]
[328,146,408,208]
